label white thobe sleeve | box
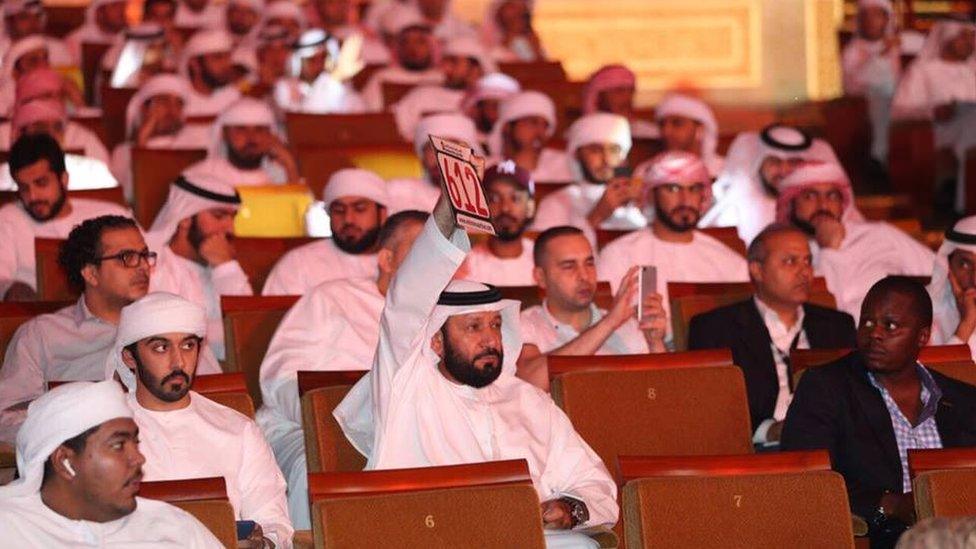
[541,401,619,528]
[371,217,469,434]
[237,419,294,548]
[0,322,45,443]
[261,255,304,296]
[211,260,254,296]
[888,227,937,275]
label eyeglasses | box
[96,250,158,268]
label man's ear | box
[430,330,444,359]
[532,266,545,289]
[747,260,763,285]
[80,263,99,288]
[526,197,536,220]
[917,326,931,349]
[60,170,70,190]
[121,346,138,369]
[50,445,78,481]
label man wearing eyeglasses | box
[0,134,131,302]
[0,215,221,445]
[775,162,934,318]
[597,151,748,345]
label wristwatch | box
[559,496,589,528]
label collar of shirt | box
[867,362,943,425]
[71,296,112,328]
[753,296,805,352]
[540,299,602,337]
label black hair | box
[41,425,99,486]
[58,215,140,292]
[8,133,66,178]
[747,222,809,263]
[377,210,429,250]
[533,226,585,266]
[863,276,934,328]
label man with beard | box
[598,152,749,342]
[457,161,536,285]
[460,72,520,149]
[581,64,658,139]
[516,226,668,390]
[386,113,481,213]
[263,169,388,295]
[0,134,131,301]
[776,162,933,318]
[258,210,427,528]
[181,29,242,117]
[701,124,864,244]
[224,0,262,46]
[106,292,293,548]
[489,90,571,181]
[655,93,724,177]
[362,6,444,111]
[0,215,221,445]
[65,0,128,60]
[184,98,300,185]
[147,170,253,360]
[927,216,976,359]
[0,381,222,547]
[334,190,619,543]
[533,112,644,245]
[272,28,367,115]
[0,1,73,66]
[782,277,976,548]
[689,224,856,447]
[393,35,493,140]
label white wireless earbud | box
[62,459,76,477]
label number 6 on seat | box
[430,135,496,235]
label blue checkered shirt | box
[867,364,944,492]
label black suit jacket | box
[688,299,857,430]
[781,352,976,518]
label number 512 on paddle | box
[430,135,496,235]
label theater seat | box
[130,148,207,228]
[790,345,974,387]
[284,112,402,148]
[307,460,548,549]
[669,278,836,351]
[622,471,854,549]
[0,188,125,209]
[551,363,753,474]
[34,238,77,302]
[547,349,733,379]
[888,120,936,219]
[220,295,300,408]
[382,82,418,110]
[139,477,237,547]
[908,447,976,479]
[914,469,976,521]
[192,372,256,419]
[299,370,368,474]
[0,301,71,358]
[498,61,567,84]
[81,42,112,106]
[99,86,138,150]
[617,450,831,484]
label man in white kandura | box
[654,93,725,178]
[928,216,976,359]
[0,380,222,547]
[106,292,293,548]
[335,191,618,548]
[489,90,572,182]
[258,210,428,528]
[263,169,388,295]
[776,161,934,318]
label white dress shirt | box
[0,493,222,547]
[262,239,378,296]
[751,297,809,445]
[520,301,649,355]
[131,391,293,547]
[457,238,535,287]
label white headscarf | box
[564,112,632,179]
[379,3,427,37]
[104,292,208,392]
[488,90,555,158]
[413,112,483,157]
[180,29,234,76]
[0,381,133,498]
[124,74,192,139]
[1,36,48,81]
[336,280,522,457]
[147,168,241,246]
[442,35,497,73]
[207,97,278,158]
[917,20,976,62]
[654,93,720,169]
[321,168,389,207]
[288,28,339,78]
[459,72,520,114]
[929,216,976,343]
[855,0,896,39]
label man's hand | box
[881,34,901,54]
[812,216,845,249]
[949,269,976,341]
[934,102,956,123]
[197,233,236,267]
[237,523,274,549]
[638,292,668,352]
[266,135,301,182]
[540,499,573,530]
[3,282,37,302]
[586,177,637,228]
[879,492,916,526]
[604,267,639,328]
